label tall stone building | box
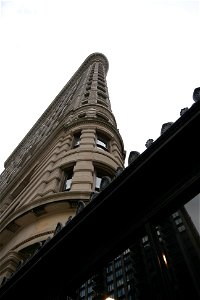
[0,52,125,278]
[0,53,199,300]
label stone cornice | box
[0,192,90,234]
[63,118,124,148]
[0,232,54,265]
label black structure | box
[0,84,200,298]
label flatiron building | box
[0,53,199,300]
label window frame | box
[72,132,81,148]
[93,165,114,192]
[96,132,110,151]
[62,168,74,192]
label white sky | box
[0,0,200,173]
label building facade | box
[0,53,199,300]
[0,52,125,281]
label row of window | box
[63,166,113,192]
[83,63,107,101]
[105,251,134,299]
[62,131,112,192]
[73,131,109,151]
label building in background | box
[0,53,199,300]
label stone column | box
[70,128,95,192]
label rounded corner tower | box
[0,53,126,280]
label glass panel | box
[74,140,80,147]
[65,178,72,191]
[95,176,102,191]
[185,194,200,234]
[73,133,81,148]
[96,139,107,149]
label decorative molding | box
[0,194,89,232]
[63,118,123,147]
[0,231,54,266]
[11,231,54,251]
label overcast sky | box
[0,0,199,172]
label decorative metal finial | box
[180,107,189,116]
[193,87,200,102]
[145,139,154,148]
[115,167,123,177]
[75,200,86,215]
[128,151,140,165]
[90,192,98,201]
[54,222,63,235]
[99,176,112,192]
[160,122,173,135]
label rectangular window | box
[178,225,186,232]
[106,264,113,273]
[116,269,123,277]
[73,132,81,148]
[107,273,114,282]
[142,235,148,243]
[115,259,122,268]
[95,176,102,191]
[96,133,109,151]
[108,283,114,292]
[88,285,93,293]
[94,168,113,192]
[117,277,124,287]
[175,218,182,225]
[172,211,179,218]
[126,273,133,282]
[123,249,130,255]
[125,264,132,272]
[64,170,73,191]
[117,287,125,297]
[80,289,85,297]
